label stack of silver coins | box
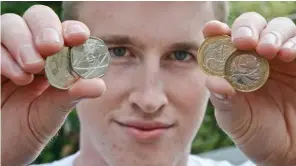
[45,37,111,90]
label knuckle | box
[265,17,296,39]
[269,17,294,25]
[288,36,296,43]
[233,12,267,28]
[241,11,261,17]
[206,20,223,25]
[23,5,61,33]
[241,12,266,22]
[1,13,23,25]
[23,5,53,19]
[62,20,90,33]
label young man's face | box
[76,2,214,166]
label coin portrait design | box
[197,35,237,76]
[70,37,111,79]
[45,47,79,90]
[224,51,270,92]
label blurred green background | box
[2,1,296,164]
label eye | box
[109,47,129,57]
[168,51,194,62]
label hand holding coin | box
[1,6,107,165]
[202,16,296,165]
[197,35,269,92]
[45,37,111,90]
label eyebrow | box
[169,42,200,51]
[99,35,200,51]
[99,35,145,48]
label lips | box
[115,120,174,142]
[117,121,173,130]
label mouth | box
[114,120,174,142]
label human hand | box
[1,5,106,166]
[203,12,296,166]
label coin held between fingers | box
[70,37,111,79]
[223,51,269,92]
[197,35,270,92]
[45,37,112,90]
[197,35,237,77]
[45,47,79,90]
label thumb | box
[205,76,252,141]
[29,76,106,143]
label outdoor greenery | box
[2,1,296,164]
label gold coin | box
[197,35,237,76]
[223,50,269,92]
[45,47,79,90]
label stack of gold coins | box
[197,35,269,92]
[45,37,112,90]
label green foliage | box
[1,1,62,17]
[228,1,296,25]
[1,1,295,164]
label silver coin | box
[45,47,79,90]
[70,37,111,79]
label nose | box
[128,61,168,114]
[129,87,168,114]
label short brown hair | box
[62,1,229,22]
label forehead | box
[78,2,215,47]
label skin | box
[1,2,296,166]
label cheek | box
[76,65,134,128]
[166,68,208,110]
[165,68,209,132]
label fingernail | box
[233,27,253,39]
[37,28,61,43]
[260,33,277,45]
[282,41,294,49]
[64,24,86,36]
[19,45,43,65]
[212,92,227,100]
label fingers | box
[1,13,44,74]
[202,20,231,38]
[62,20,90,46]
[3,76,106,144]
[69,78,106,98]
[231,12,296,61]
[205,76,236,106]
[23,5,64,57]
[1,80,19,107]
[205,75,252,140]
[231,12,267,50]
[23,5,90,57]
[256,17,296,59]
[279,36,296,62]
[278,36,296,62]
[27,78,105,143]
[1,5,91,86]
[1,45,33,85]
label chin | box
[105,149,182,166]
[99,125,186,166]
